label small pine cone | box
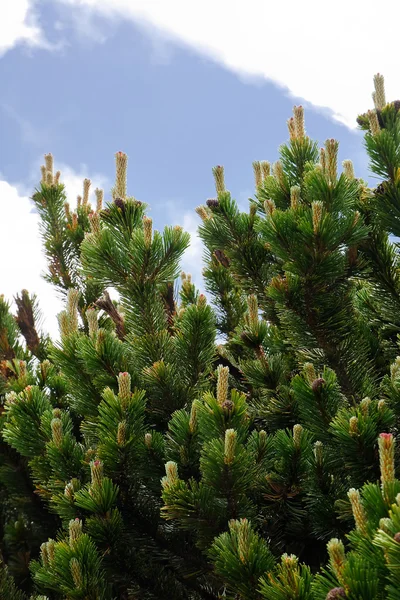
[206,198,219,209]
[326,589,346,600]
[222,399,234,412]
[114,197,126,211]
[393,100,400,113]
[214,249,230,267]
[393,532,400,543]
[312,377,326,393]
[356,114,364,127]
[375,182,386,196]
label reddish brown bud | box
[222,399,234,412]
[312,378,326,393]
[214,249,230,267]
[206,198,219,209]
[114,197,126,211]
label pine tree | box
[2,73,400,599]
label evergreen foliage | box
[1,74,400,598]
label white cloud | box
[0,163,110,340]
[178,212,205,293]
[56,0,400,128]
[58,162,110,209]
[0,179,63,339]
[0,0,44,56]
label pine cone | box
[206,198,219,209]
[374,182,387,197]
[393,532,400,543]
[326,589,346,600]
[222,399,234,412]
[114,197,126,211]
[312,377,326,393]
[214,249,230,268]
[356,113,368,128]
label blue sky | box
[0,0,397,336]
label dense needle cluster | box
[2,74,400,599]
